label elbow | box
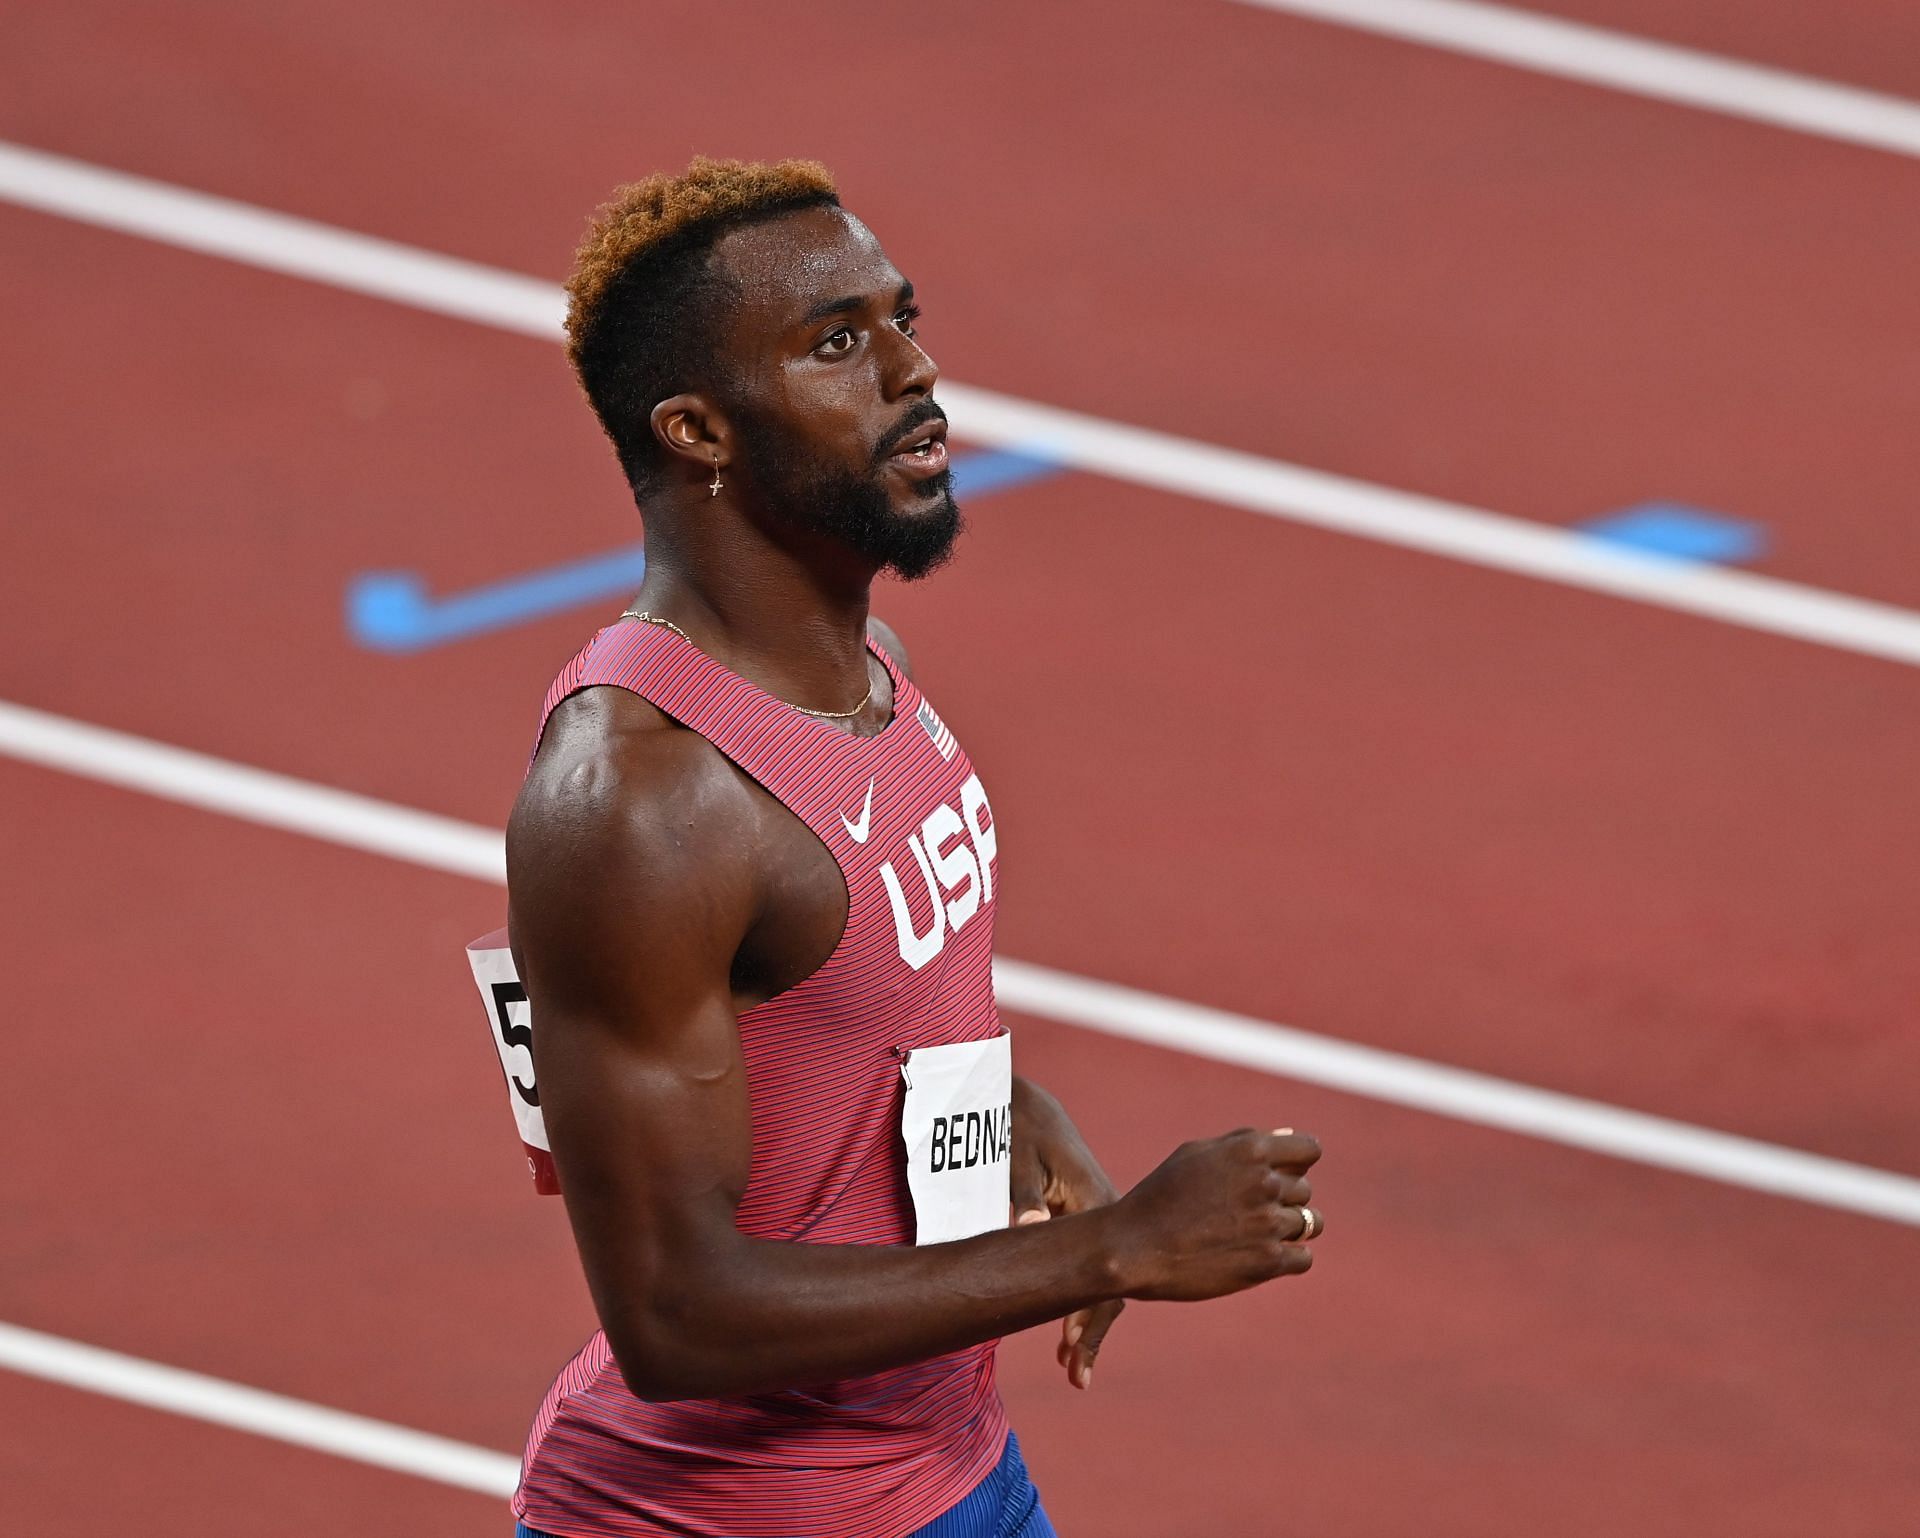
[608,1347,715,1404]
[602,1296,738,1403]
[610,1360,702,1405]
[603,1321,707,1403]
[590,1230,764,1401]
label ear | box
[650,394,733,475]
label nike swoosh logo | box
[840,778,875,843]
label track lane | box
[13,156,1920,672]
[1001,1014,1920,1537]
[0,759,590,1453]
[3,4,1919,605]
[1498,0,1920,100]
[2,210,1917,1175]
[5,4,1917,1531]
[4,760,1917,1537]
[1230,0,1920,152]
[921,475,1920,1174]
[0,1371,504,1538]
[13,692,1920,1225]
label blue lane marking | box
[347,447,1065,652]
[349,544,651,653]
[1576,502,1766,565]
[947,446,1061,498]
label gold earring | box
[709,457,723,498]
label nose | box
[886,327,938,401]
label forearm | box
[600,1206,1126,1401]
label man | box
[501,157,1323,1538]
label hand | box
[1105,1128,1322,1303]
[1009,1078,1122,1390]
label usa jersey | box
[501,619,1011,1538]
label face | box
[706,206,961,579]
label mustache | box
[871,400,948,466]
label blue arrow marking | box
[348,544,653,653]
[947,445,1063,498]
[1577,502,1766,565]
[347,447,1064,652]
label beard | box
[734,398,964,580]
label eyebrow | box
[800,280,914,328]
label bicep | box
[506,730,761,1329]
[534,969,752,1330]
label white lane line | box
[994,960,1920,1226]
[1230,0,1920,161]
[6,139,1920,673]
[0,700,505,883]
[5,694,1918,1228]
[938,389,1920,668]
[0,1322,519,1497]
[0,139,559,337]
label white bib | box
[465,929,559,1193]
[899,1032,1013,1245]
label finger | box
[1057,1307,1093,1369]
[1283,1204,1324,1242]
[1272,1174,1312,1208]
[1068,1300,1124,1390]
[1016,1207,1051,1226]
[1048,1172,1120,1214]
[1056,1309,1086,1368]
[1010,1161,1049,1226]
[1265,1128,1322,1170]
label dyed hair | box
[564,156,840,496]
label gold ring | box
[1296,1206,1320,1241]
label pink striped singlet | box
[511,619,1012,1538]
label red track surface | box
[4,4,1918,1534]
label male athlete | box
[500,157,1324,1538]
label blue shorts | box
[514,1428,1054,1538]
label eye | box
[817,325,857,355]
[893,304,922,338]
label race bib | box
[465,928,559,1194]
[900,1032,1013,1245]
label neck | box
[630,510,877,712]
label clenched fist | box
[1103,1128,1322,1302]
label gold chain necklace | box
[618,610,874,721]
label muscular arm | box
[510,684,1317,1405]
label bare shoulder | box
[507,686,763,988]
[514,685,754,847]
[866,614,913,679]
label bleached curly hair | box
[564,157,839,495]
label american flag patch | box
[916,698,957,759]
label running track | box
[2,3,1918,1533]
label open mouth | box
[887,418,950,478]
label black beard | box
[735,401,963,580]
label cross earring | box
[709,457,723,498]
